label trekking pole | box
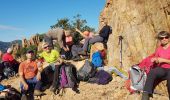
[118,36,123,68]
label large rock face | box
[100,0,170,70]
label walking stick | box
[118,36,123,68]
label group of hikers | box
[1,19,170,100]
[0,20,113,99]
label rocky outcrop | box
[22,35,40,48]
[99,0,170,95]
[100,0,170,70]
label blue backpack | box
[92,51,103,68]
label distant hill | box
[0,40,22,52]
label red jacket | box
[138,53,155,74]
[2,53,14,62]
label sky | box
[0,0,105,42]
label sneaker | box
[34,90,44,96]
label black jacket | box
[99,25,112,42]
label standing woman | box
[142,31,170,100]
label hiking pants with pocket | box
[71,45,83,57]
[143,67,170,98]
[82,36,103,51]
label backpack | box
[91,51,103,68]
[64,63,78,88]
[60,48,72,60]
[59,66,68,88]
[88,70,112,85]
[0,86,21,100]
[2,62,15,79]
[77,60,96,81]
[59,63,78,88]
[125,65,147,93]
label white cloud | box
[0,24,24,31]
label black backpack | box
[2,62,15,79]
[60,48,72,60]
[0,86,21,100]
[77,60,96,81]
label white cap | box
[7,48,12,53]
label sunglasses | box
[27,51,34,54]
[159,36,169,40]
[44,46,50,49]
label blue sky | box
[0,0,105,42]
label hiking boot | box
[49,85,57,92]
[141,92,150,100]
[78,51,87,55]
[21,94,27,100]
[54,89,60,95]
[72,88,80,94]
[34,90,44,96]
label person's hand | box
[56,58,63,65]
[23,83,28,90]
[37,61,43,72]
[36,73,41,81]
[151,57,165,64]
[37,61,42,68]
[63,47,68,51]
[66,46,69,51]
[157,58,165,63]
[151,57,159,63]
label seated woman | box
[142,31,170,100]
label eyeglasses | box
[159,36,169,40]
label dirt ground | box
[1,60,169,100]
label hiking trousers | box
[143,67,170,98]
[82,36,103,51]
[20,77,42,94]
[41,65,55,87]
[71,45,83,57]
[52,65,61,88]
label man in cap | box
[19,50,44,98]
